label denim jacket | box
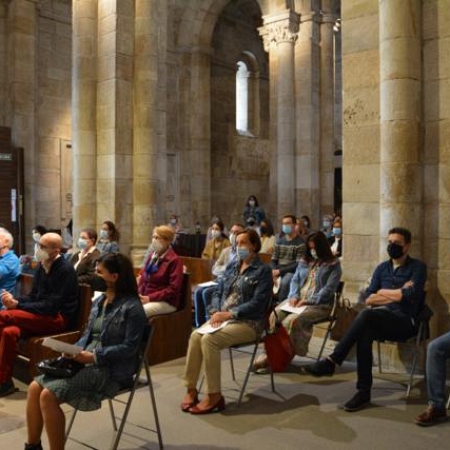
[287,259,342,306]
[208,256,273,321]
[76,293,146,385]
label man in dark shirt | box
[0,232,79,396]
[305,227,427,412]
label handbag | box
[330,297,358,341]
[36,356,85,378]
[263,311,295,372]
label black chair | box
[65,323,163,450]
[311,281,345,361]
[376,302,433,397]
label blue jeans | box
[330,307,415,394]
[194,285,216,328]
[426,331,450,410]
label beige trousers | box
[183,322,257,394]
[143,301,176,318]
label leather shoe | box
[189,396,225,414]
[180,393,199,412]
[304,358,335,377]
[415,406,447,427]
[342,391,371,412]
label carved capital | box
[259,10,300,51]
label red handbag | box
[263,313,295,372]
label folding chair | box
[311,281,345,361]
[377,302,433,397]
[65,323,163,450]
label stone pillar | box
[379,0,422,254]
[7,0,37,243]
[319,1,336,216]
[72,0,97,236]
[260,10,299,221]
[132,0,163,263]
[96,0,134,252]
[293,3,320,226]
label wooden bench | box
[147,272,192,365]
[179,256,214,286]
[15,274,93,377]
[259,252,273,265]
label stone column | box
[260,10,299,221]
[7,0,37,244]
[379,0,422,253]
[319,1,336,216]
[132,0,163,263]
[72,0,97,236]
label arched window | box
[235,52,260,136]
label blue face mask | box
[237,247,250,260]
[78,238,88,249]
[333,227,342,236]
[282,224,293,235]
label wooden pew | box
[147,272,192,365]
[258,252,273,264]
[179,256,214,286]
[15,274,92,377]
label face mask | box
[237,247,250,260]
[35,247,49,262]
[78,238,88,250]
[387,243,404,260]
[249,200,256,207]
[229,233,237,247]
[152,239,164,254]
[333,227,342,237]
[211,230,221,239]
[303,220,309,228]
[169,219,177,225]
[310,249,318,260]
[323,220,331,229]
[260,226,268,235]
[32,232,41,243]
[99,229,108,240]
[282,224,293,235]
[91,275,108,292]
[247,218,255,226]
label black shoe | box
[24,442,43,450]
[304,358,336,377]
[0,380,17,397]
[342,391,371,412]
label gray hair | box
[0,228,14,248]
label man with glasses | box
[305,227,427,412]
[0,232,78,397]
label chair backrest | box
[329,281,345,319]
[258,252,273,264]
[179,256,214,285]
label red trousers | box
[0,309,68,383]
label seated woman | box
[181,229,273,414]
[97,220,120,255]
[201,220,230,260]
[138,225,184,318]
[259,219,276,254]
[70,228,101,285]
[254,231,341,371]
[25,253,146,450]
[242,194,266,226]
[329,218,343,258]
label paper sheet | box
[279,303,308,315]
[196,281,218,288]
[195,320,230,334]
[42,337,82,355]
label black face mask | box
[260,226,268,235]
[387,243,404,260]
[91,275,108,292]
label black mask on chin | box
[387,243,404,260]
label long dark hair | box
[260,219,274,237]
[305,231,335,263]
[96,253,138,297]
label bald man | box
[0,232,79,397]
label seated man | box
[0,232,79,396]
[0,227,20,297]
[414,330,450,426]
[271,214,306,303]
[306,227,426,412]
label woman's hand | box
[64,351,94,365]
[209,311,232,328]
[139,295,150,304]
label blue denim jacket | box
[287,259,342,305]
[76,294,146,385]
[208,256,273,321]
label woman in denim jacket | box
[254,231,341,372]
[25,253,146,450]
[181,229,273,415]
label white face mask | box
[229,233,237,247]
[310,249,318,260]
[211,230,221,239]
[152,239,164,254]
[32,232,41,243]
[35,247,49,262]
